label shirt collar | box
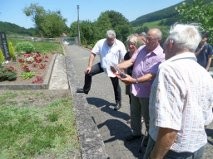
[167,52,197,62]
[149,45,163,55]
[105,38,117,47]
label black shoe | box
[114,101,121,111]
[76,88,88,94]
[125,135,141,141]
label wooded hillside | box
[0,21,35,36]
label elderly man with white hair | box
[76,29,126,111]
[144,24,213,159]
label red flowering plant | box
[16,52,50,83]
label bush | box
[8,41,16,61]
[0,65,17,81]
[15,42,35,54]
[0,50,5,64]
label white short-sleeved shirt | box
[91,38,126,77]
[149,52,213,153]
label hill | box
[131,0,212,27]
[131,2,181,26]
[0,21,35,36]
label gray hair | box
[126,34,141,48]
[165,23,201,52]
[106,30,116,38]
[126,34,138,44]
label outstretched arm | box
[85,53,96,73]
[117,59,134,70]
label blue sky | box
[0,0,183,29]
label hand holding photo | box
[110,65,127,78]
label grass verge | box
[8,38,63,54]
[0,90,79,159]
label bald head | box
[145,28,162,52]
[147,28,162,41]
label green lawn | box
[8,38,63,54]
[0,91,79,159]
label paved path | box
[64,44,213,159]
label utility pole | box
[77,5,81,45]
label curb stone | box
[65,54,109,159]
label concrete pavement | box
[58,44,213,159]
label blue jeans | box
[143,136,205,159]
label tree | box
[79,21,96,46]
[94,12,112,40]
[176,0,213,43]
[69,22,78,38]
[24,3,68,37]
[69,10,131,47]
[40,11,68,37]
[96,10,132,42]
[24,3,46,36]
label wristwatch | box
[135,78,139,84]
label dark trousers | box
[83,63,121,102]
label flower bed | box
[0,52,55,88]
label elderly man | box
[117,28,165,145]
[76,29,126,110]
[144,24,213,159]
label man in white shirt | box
[76,30,126,110]
[144,24,213,159]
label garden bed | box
[0,53,57,90]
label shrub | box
[0,49,5,64]
[15,42,35,54]
[8,41,16,61]
[0,65,17,81]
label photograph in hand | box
[110,64,127,78]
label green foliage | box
[0,50,5,64]
[70,10,132,46]
[9,38,63,54]
[133,20,169,44]
[0,65,17,81]
[69,22,78,38]
[37,11,68,37]
[33,41,63,54]
[24,3,68,37]
[20,71,35,79]
[176,0,213,43]
[131,2,180,26]
[8,41,16,61]
[80,21,96,46]
[97,10,132,42]
[95,12,113,39]
[0,21,35,36]
[15,41,35,54]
